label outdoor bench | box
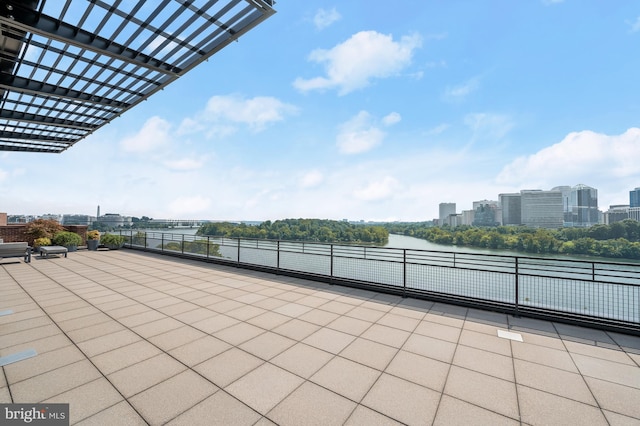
[39,246,68,258]
[0,242,31,263]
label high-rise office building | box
[499,193,521,225]
[568,184,599,227]
[630,187,640,208]
[520,189,563,228]
[439,203,456,226]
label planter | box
[65,245,78,252]
[87,240,100,251]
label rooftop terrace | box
[1,249,639,425]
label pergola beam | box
[1,3,180,75]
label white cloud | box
[336,111,386,154]
[629,16,640,33]
[542,0,564,5]
[164,157,205,171]
[168,196,212,216]
[353,176,400,201]
[382,112,401,126]
[0,168,7,182]
[443,76,480,102]
[425,123,450,135]
[120,116,172,153]
[313,8,341,30]
[497,128,640,196]
[464,113,514,141]
[293,31,422,95]
[204,95,299,132]
[299,170,324,188]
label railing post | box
[161,233,164,252]
[277,240,280,274]
[181,234,185,254]
[330,244,334,285]
[592,262,595,281]
[144,232,147,249]
[403,249,407,298]
[206,236,210,258]
[237,238,241,266]
[453,252,456,268]
[514,257,520,317]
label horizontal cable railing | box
[116,230,640,334]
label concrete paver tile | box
[433,395,520,426]
[511,341,578,372]
[167,391,261,426]
[10,359,102,402]
[4,344,85,384]
[129,370,217,425]
[271,343,333,378]
[339,337,397,371]
[194,348,264,388]
[362,373,440,425]
[344,405,403,426]
[584,376,640,419]
[77,329,141,357]
[454,345,515,381]
[130,316,183,338]
[361,324,410,348]
[602,410,640,426]
[414,320,462,343]
[213,322,265,346]
[514,359,596,405]
[107,353,187,398]
[75,401,147,426]
[298,309,340,326]
[43,378,123,424]
[572,353,640,388]
[169,336,232,366]
[386,350,449,391]
[148,325,206,351]
[564,340,636,365]
[326,315,372,336]
[92,340,162,375]
[403,333,457,363]
[311,356,380,402]
[66,320,126,342]
[190,314,239,334]
[246,311,291,330]
[303,327,356,354]
[517,384,608,426]
[444,366,519,419]
[268,381,356,426]
[238,331,296,361]
[226,363,303,414]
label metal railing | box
[116,230,640,335]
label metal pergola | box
[0,0,275,153]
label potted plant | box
[87,230,101,251]
[101,233,126,250]
[52,231,83,252]
[33,237,51,252]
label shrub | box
[24,219,64,240]
[52,231,82,247]
[101,234,126,248]
[33,237,51,248]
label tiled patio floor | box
[1,250,639,425]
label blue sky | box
[2,1,640,221]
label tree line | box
[196,219,389,244]
[383,219,640,260]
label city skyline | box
[1,2,640,221]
